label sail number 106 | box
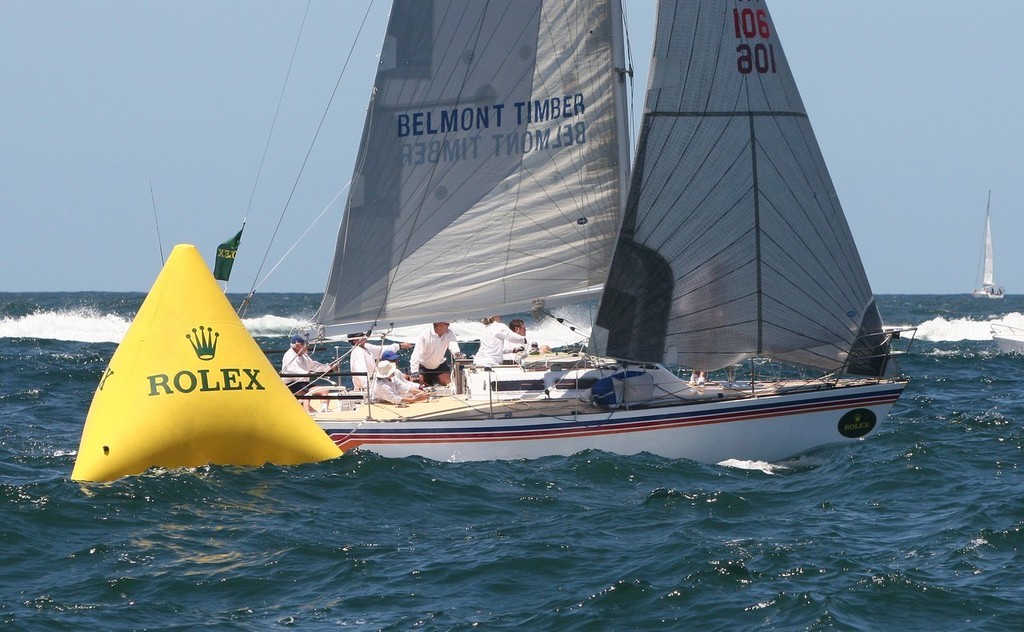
[733,7,777,75]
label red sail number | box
[733,8,770,39]
[733,7,775,74]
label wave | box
[0,309,312,343]
[0,309,131,343]
[11,302,1015,348]
[913,312,1024,342]
[0,303,599,348]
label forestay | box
[595,0,886,376]
[316,0,631,338]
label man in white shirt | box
[473,316,527,367]
[280,335,340,409]
[347,332,411,390]
[410,322,462,387]
[372,360,429,405]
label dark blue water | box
[3,293,1024,630]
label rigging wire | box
[234,0,313,310]
[538,309,592,343]
[148,179,165,266]
[249,183,350,294]
[241,1,313,233]
[241,0,377,317]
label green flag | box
[213,228,243,282]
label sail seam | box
[748,113,763,355]
[646,111,807,118]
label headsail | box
[316,0,631,337]
[596,0,885,375]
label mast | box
[610,0,632,225]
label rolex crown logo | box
[186,325,220,361]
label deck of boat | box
[311,393,595,422]
[306,378,860,424]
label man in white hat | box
[372,360,429,405]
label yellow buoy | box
[71,244,341,482]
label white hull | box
[992,323,1024,353]
[972,288,1004,299]
[994,336,1024,353]
[313,372,905,464]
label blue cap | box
[290,335,307,344]
[381,350,400,361]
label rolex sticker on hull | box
[838,408,877,438]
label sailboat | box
[972,191,1004,299]
[300,0,910,464]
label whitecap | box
[0,309,130,343]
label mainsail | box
[316,0,631,338]
[982,214,995,287]
[596,0,885,375]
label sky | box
[2,1,1022,295]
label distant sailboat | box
[973,191,1004,299]
[297,0,911,464]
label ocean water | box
[2,292,1024,630]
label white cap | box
[376,360,396,379]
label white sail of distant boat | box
[973,191,1004,299]
[299,0,911,464]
